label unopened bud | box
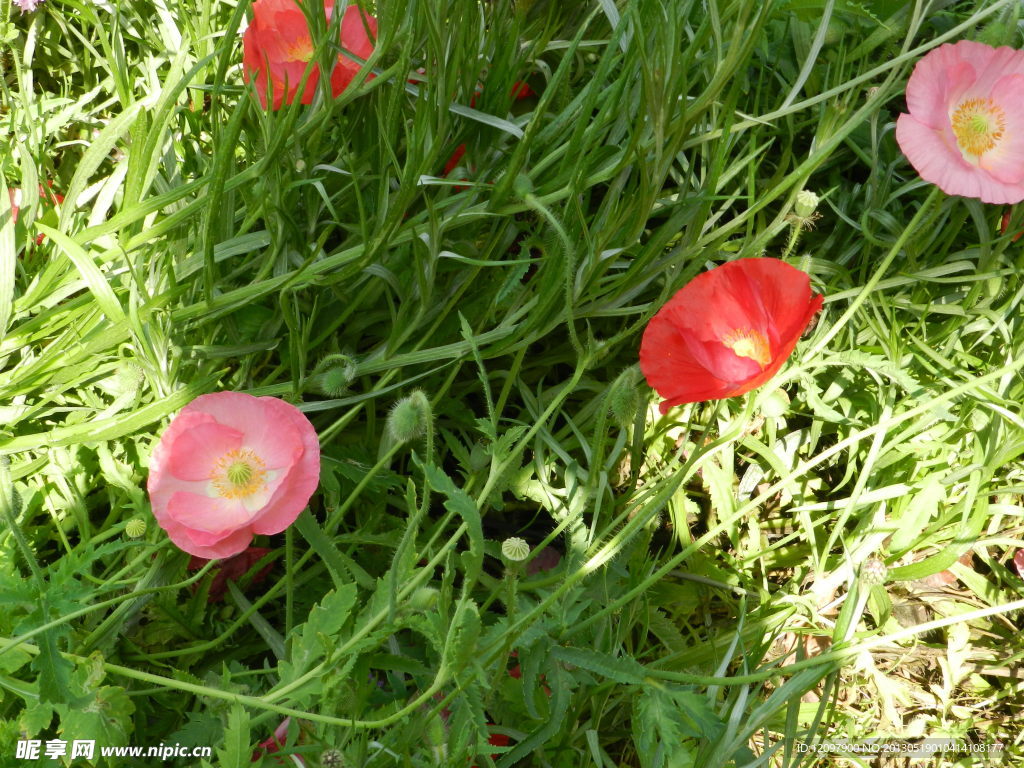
[386,390,432,444]
[125,518,147,538]
[760,389,790,419]
[409,586,439,611]
[312,354,358,398]
[608,367,640,429]
[513,173,534,198]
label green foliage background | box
[1,0,1023,765]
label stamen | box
[211,448,267,499]
[951,98,1006,157]
[283,37,314,63]
[721,328,771,369]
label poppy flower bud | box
[759,388,790,419]
[125,518,147,538]
[312,354,357,398]
[320,749,347,768]
[513,174,534,199]
[607,367,641,429]
[409,586,439,611]
[386,390,432,444]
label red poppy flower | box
[640,258,822,412]
[243,0,377,110]
[1000,208,1023,242]
[469,729,512,767]
[8,183,63,245]
[187,546,274,602]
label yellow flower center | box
[721,328,771,369]
[283,36,315,63]
[211,448,266,499]
[951,97,1006,157]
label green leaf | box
[0,178,15,341]
[216,704,251,768]
[280,583,357,683]
[55,654,134,747]
[889,478,944,553]
[442,599,481,679]
[37,225,127,325]
[552,645,649,685]
[33,632,74,705]
[418,460,484,586]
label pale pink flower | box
[14,0,42,12]
[148,392,320,559]
[896,40,1024,204]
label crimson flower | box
[187,546,274,602]
[242,0,377,110]
[8,183,64,245]
[640,258,822,412]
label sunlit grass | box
[1,0,1023,765]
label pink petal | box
[980,75,1024,185]
[957,43,1024,101]
[249,401,320,535]
[177,526,254,560]
[166,420,244,481]
[167,492,254,543]
[905,52,975,130]
[188,392,303,469]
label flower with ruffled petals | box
[896,40,1024,204]
[640,258,822,412]
[242,0,377,110]
[148,392,320,559]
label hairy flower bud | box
[861,555,888,586]
[386,390,432,444]
[312,354,358,398]
[608,368,641,428]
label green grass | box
[2,0,1024,765]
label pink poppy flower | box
[148,392,320,559]
[242,0,377,110]
[896,40,1024,204]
